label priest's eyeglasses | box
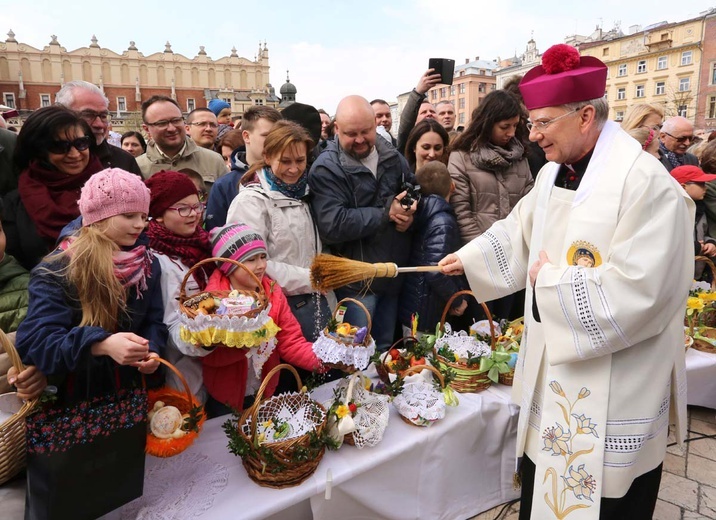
[527,107,581,132]
[167,203,205,217]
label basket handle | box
[179,257,267,302]
[155,357,196,409]
[247,363,303,442]
[696,255,716,291]
[439,290,496,350]
[400,363,445,389]
[345,372,362,403]
[0,328,39,408]
[334,298,372,334]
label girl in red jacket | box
[202,224,322,417]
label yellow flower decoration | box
[687,297,705,312]
[698,292,716,302]
[335,405,350,419]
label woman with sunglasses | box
[4,105,103,270]
[145,170,214,403]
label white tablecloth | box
[103,382,519,520]
[686,348,716,409]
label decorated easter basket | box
[178,257,279,349]
[433,290,496,393]
[392,364,448,427]
[493,317,523,386]
[312,298,376,371]
[686,256,716,354]
[0,329,38,485]
[146,358,206,458]
[326,372,390,448]
[224,364,327,489]
[374,336,434,386]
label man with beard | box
[308,95,417,350]
[137,95,227,184]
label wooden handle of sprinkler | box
[395,265,445,274]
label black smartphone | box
[428,58,455,85]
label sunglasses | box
[663,132,693,144]
[47,136,93,154]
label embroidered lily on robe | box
[542,423,572,456]
[562,464,596,501]
[571,413,599,437]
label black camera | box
[399,182,421,211]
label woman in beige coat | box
[448,89,533,318]
[226,121,329,341]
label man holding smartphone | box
[396,68,442,154]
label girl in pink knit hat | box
[14,168,167,398]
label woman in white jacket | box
[145,170,214,402]
[226,121,329,340]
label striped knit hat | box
[210,224,267,275]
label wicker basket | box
[433,290,495,393]
[179,257,268,320]
[374,336,419,385]
[314,298,375,371]
[338,373,389,447]
[394,364,447,427]
[146,358,206,458]
[236,364,327,488]
[0,329,38,485]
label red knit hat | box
[670,165,716,184]
[145,170,200,218]
[519,44,608,110]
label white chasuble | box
[456,122,693,519]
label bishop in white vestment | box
[440,45,694,520]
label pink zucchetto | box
[519,44,608,111]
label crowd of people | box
[0,42,715,519]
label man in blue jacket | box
[308,95,417,350]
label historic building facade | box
[0,31,286,130]
[696,11,716,130]
[578,16,705,124]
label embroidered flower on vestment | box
[542,423,572,456]
[571,413,599,437]
[562,464,596,501]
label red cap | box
[519,44,608,110]
[670,165,716,184]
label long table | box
[102,382,520,520]
[686,348,716,409]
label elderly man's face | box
[335,112,376,160]
[528,106,585,165]
[372,103,392,133]
[71,88,110,145]
[660,120,694,155]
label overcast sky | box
[2,1,715,113]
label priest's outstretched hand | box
[439,254,464,275]
[529,251,551,287]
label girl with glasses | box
[4,105,104,270]
[145,170,214,403]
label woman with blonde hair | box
[620,103,664,131]
[226,120,329,340]
[627,126,660,158]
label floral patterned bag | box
[24,384,147,520]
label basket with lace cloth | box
[0,329,38,485]
[233,364,327,489]
[178,257,278,349]
[312,298,376,371]
[433,290,496,393]
[687,256,716,353]
[392,364,448,427]
[325,372,390,448]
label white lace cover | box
[436,326,492,360]
[337,377,390,448]
[178,304,273,336]
[245,338,277,379]
[393,381,446,427]
[119,451,229,519]
[469,320,500,338]
[241,392,326,444]
[312,331,376,370]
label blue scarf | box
[659,141,685,170]
[264,166,308,199]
